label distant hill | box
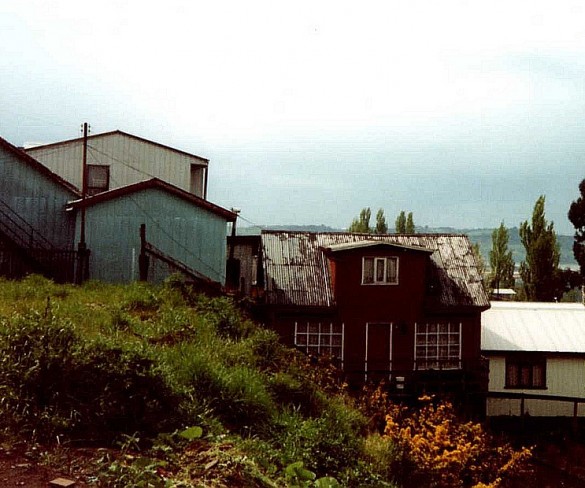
[238,225,577,269]
[463,227,576,269]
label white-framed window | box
[415,322,461,370]
[294,322,344,361]
[362,256,398,285]
[87,164,110,195]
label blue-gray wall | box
[77,187,229,284]
[0,145,76,250]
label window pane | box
[386,257,398,283]
[506,363,519,386]
[521,365,531,386]
[87,165,109,191]
[375,258,385,282]
[533,364,544,387]
[363,258,374,283]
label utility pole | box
[76,122,90,284]
[80,122,88,246]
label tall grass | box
[0,276,407,486]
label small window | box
[362,256,398,285]
[505,355,546,389]
[87,165,110,195]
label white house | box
[482,301,585,417]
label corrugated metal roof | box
[482,301,585,353]
[261,231,489,309]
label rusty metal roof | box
[261,231,489,310]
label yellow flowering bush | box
[383,396,532,488]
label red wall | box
[265,245,483,386]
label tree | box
[374,208,387,234]
[568,179,585,280]
[395,211,406,234]
[488,223,515,291]
[519,196,560,301]
[395,211,415,234]
[348,207,372,233]
[406,212,415,234]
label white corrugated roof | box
[481,301,585,353]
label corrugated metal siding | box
[261,231,488,309]
[0,145,76,250]
[27,132,208,197]
[80,187,227,283]
[482,302,585,352]
[487,355,585,416]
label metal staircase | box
[0,198,76,282]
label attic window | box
[87,165,110,195]
[362,257,398,285]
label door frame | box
[364,322,393,383]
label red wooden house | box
[239,231,490,400]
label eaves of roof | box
[0,135,81,197]
[323,240,433,254]
[25,130,209,164]
[66,178,237,221]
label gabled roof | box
[0,135,80,196]
[261,231,489,309]
[482,301,585,354]
[25,130,209,164]
[66,178,236,221]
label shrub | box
[383,396,532,488]
[193,295,256,340]
[0,311,182,443]
[275,399,366,477]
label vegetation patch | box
[0,276,535,486]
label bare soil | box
[0,443,93,487]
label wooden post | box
[76,123,89,285]
[573,401,579,437]
[139,224,149,281]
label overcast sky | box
[1,0,585,234]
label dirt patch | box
[0,444,94,487]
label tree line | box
[348,179,585,302]
[348,208,415,234]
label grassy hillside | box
[0,276,532,487]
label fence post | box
[573,401,579,437]
[139,224,149,281]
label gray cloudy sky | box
[1,0,585,234]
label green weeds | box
[0,276,396,486]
